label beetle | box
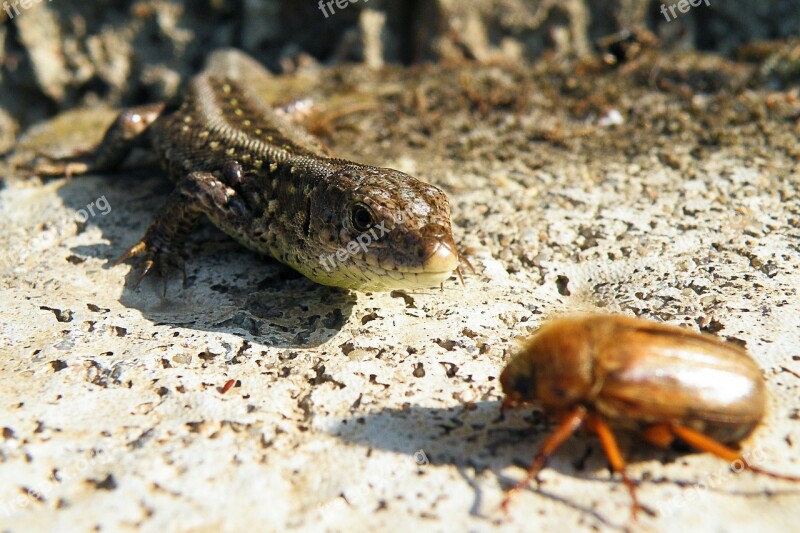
[499,314,800,518]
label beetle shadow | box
[53,172,355,349]
[332,402,798,528]
[333,401,637,529]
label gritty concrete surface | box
[2,49,800,532]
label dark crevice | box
[397,0,422,65]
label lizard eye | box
[350,203,375,232]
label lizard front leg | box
[118,170,250,290]
[30,103,166,177]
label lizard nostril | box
[422,223,448,240]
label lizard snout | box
[418,224,459,274]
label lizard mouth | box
[309,227,461,290]
[372,231,462,289]
[363,239,459,289]
[312,247,458,291]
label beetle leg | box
[501,405,587,511]
[641,424,675,448]
[670,424,740,461]
[585,415,641,520]
[669,424,800,482]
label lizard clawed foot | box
[113,175,212,295]
[116,235,188,295]
[20,152,92,178]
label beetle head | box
[501,319,597,410]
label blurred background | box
[1,0,799,154]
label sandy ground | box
[1,51,800,532]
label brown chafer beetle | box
[499,314,800,518]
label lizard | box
[24,49,464,292]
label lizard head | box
[304,163,460,291]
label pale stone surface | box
[1,54,800,533]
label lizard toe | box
[118,236,187,294]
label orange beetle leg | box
[641,424,675,448]
[585,414,641,521]
[501,405,588,512]
[669,424,800,482]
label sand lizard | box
[27,49,462,291]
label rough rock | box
[1,49,799,531]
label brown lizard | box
[25,49,463,291]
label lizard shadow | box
[331,402,789,528]
[55,172,355,349]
